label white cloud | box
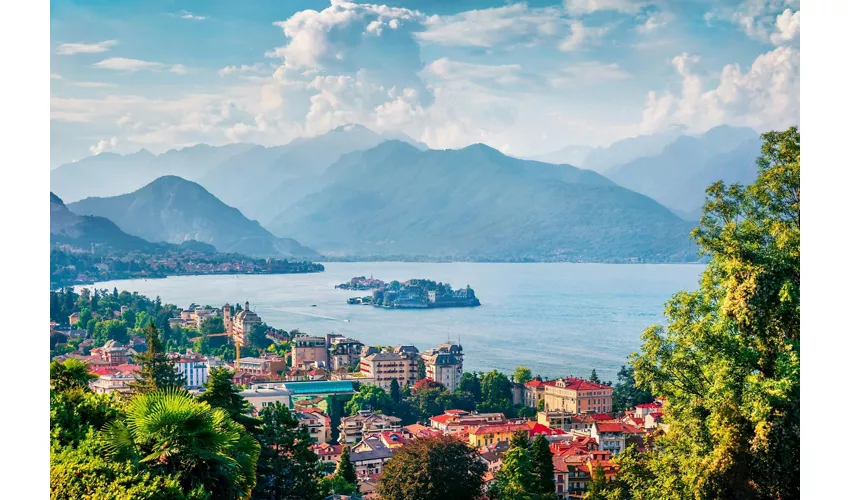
[56,40,117,55]
[548,62,630,86]
[559,21,608,52]
[93,58,186,74]
[68,81,116,88]
[51,73,62,79]
[637,11,672,34]
[712,0,800,45]
[417,3,564,48]
[640,46,799,134]
[89,137,118,155]
[423,58,528,90]
[218,64,267,77]
[770,8,800,44]
[563,0,646,15]
[178,10,206,21]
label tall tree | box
[493,444,536,500]
[335,445,358,489]
[129,324,185,393]
[102,387,260,499]
[389,377,401,404]
[197,366,260,432]
[378,435,486,500]
[624,127,800,499]
[417,357,427,380]
[252,402,323,500]
[611,365,654,412]
[513,366,533,384]
[458,371,482,401]
[585,464,609,500]
[589,369,600,384]
[530,434,556,498]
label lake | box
[83,262,704,381]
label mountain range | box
[267,141,697,261]
[49,142,255,203]
[67,176,318,259]
[605,126,761,219]
[50,192,152,251]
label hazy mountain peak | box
[68,176,317,259]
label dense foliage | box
[614,127,800,499]
[377,435,487,500]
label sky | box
[50,0,800,166]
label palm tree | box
[102,387,260,499]
[50,358,96,392]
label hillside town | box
[51,294,667,499]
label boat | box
[311,304,317,307]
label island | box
[343,278,481,309]
[335,276,386,290]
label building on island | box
[420,343,464,392]
[541,378,613,414]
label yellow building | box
[468,423,529,448]
[542,378,613,414]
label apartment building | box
[420,343,463,391]
[542,378,613,414]
[359,346,419,390]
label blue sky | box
[50,0,800,166]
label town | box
[51,289,664,499]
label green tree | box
[378,435,486,500]
[624,127,800,499]
[335,445,358,488]
[318,474,358,498]
[458,371,482,401]
[536,398,545,412]
[493,445,536,500]
[389,377,401,404]
[78,308,92,328]
[197,366,260,432]
[102,388,260,499]
[345,385,393,415]
[200,316,225,335]
[253,402,323,500]
[611,365,654,412]
[589,369,600,384]
[93,319,129,346]
[530,434,556,498]
[513,366,533,384]
[50,388,124,447]
[130,324,185,393]
[51,432,196,500]
[248,322,273,349]
[585,465,609,500]
[417,357,426,380]
[50,358,96,392]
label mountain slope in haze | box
[580,125,686,172]
[268,141,697,262]
[50,143,255,203]
[606,125,761,220]
[50,192,153,250]
[200,124,426,223]
[68,176,318,258]
[526,145,593,167]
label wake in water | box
[280,309,351,322]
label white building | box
[420,343,464,392]
[172,351,210,389]
[239,386,294,413]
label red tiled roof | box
[469,423,529,435]
[562,377,612,391]
[636,402,663,409]
[596,421,644,434]
[526,421,567,436]
[430,414,454,425]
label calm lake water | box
[83,262,704,381]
